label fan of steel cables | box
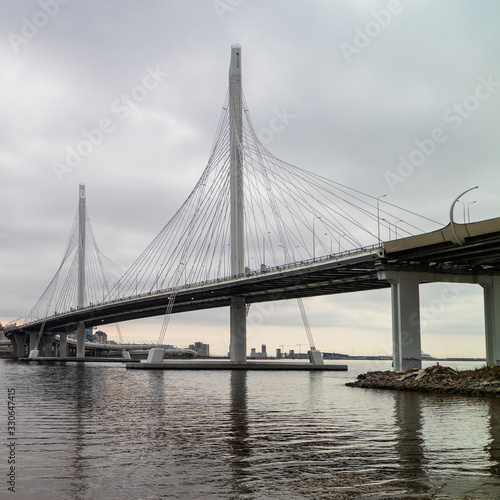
[106,91,442,309]
[26,206,122,323]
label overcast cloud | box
[1,0,499,356]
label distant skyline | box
[1,0,499,356]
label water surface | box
[2,359,499,499]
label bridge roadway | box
[11,217,500,336]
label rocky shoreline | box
[346,365,500,397]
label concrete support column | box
[13,333,28,358]
[481,276,500,366]
[394,272,421,371]
[390,284,402,371]
[40,336,48,357]
[47,334,55,356]
[59,333,68,358]
[29,332,38,351]
[230,297,247,363]
[379,271,421,371]
[10,335,20,358]
[39,334,54,357]
[37,336,46,357]
[76,322,85,358]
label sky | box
[1,0,499,357]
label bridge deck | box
[8,217,500,336]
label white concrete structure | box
[379,270,500,370]
[76,184,86,358]
[481,276,500,366]
[144,348,165,364]
[228,45,247,363]
[308,349,324,365]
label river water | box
[2,359,500,499]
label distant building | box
[189,342,210,357]
[276,348,282,358]
[85,328,94,342]
[95,330,107,344]
[250,345,267,358]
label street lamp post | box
[324,233,333,253]
[382,219,393,240]
[377,194,386,245]
[395,219,404,238]
[312,217,321,261]
[457,200,466,222]
[263,232,270,269]
[467,201,476,223]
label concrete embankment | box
[346,365,500,397]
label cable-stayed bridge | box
[5,46,500,370]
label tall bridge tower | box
[228,45,246,363]
[76,184,86,358]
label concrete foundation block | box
[143,348,165,364]
[308,349,324,365]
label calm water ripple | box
[1,359,500,499]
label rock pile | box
[346,365,500,397]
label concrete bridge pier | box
[59,332,68,358]
[29,331,38,352]
[12,333,28,358]
[76,322,85,358]
[481,276,500,366]
[230,296,247,363]
[39,334,55,357]
[391,272,421,371]
[379,271,422,371]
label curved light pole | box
[449,186,478,245]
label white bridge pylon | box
[228,45,246,363]
[102,45,442,364]
[25,184,123,358]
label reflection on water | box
[228,370,250,496]
[487,398,500,477]
[2,359,500,499]
[393,391,427,488]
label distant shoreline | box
[208,355,487,362]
